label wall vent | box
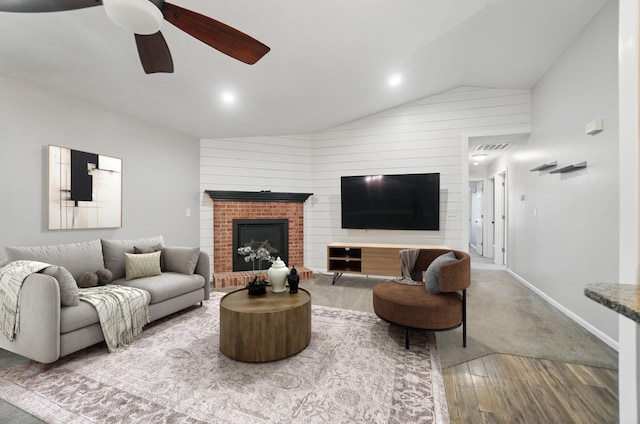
[475,143,512,152]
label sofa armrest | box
[0,273,61,364]
[439,251,471,292]
[194,251,210,300]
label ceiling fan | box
[0,0,270,74]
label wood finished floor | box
[443,353,618,424]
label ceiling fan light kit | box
[103,0,163,35]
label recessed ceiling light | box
[388,73,402,87]
[472,154,488,161]
[221,91,235,104]
[473,162,479,166]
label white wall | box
[0,75,201,258]
[487,0,619,345]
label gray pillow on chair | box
[424,251,458,295]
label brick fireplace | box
[206,191,313,287]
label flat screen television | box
[341,173,440,230]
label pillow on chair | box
[424,251,458,294]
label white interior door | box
[485,178,495,260]
[469,181,483,255]
[493,172,507,265]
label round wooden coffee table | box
[219,288,311,362]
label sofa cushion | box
[112,272,205,304]
[424,251,458,294]
[60,300,100,334]
[41,266,79,307]
[125,251,162,280]
[163,246,200,275]
[101,236,164,280]
[5,239,104,282]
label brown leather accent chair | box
[372,248,471,348]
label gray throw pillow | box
[163,246,200,275]
[77,272,99,288]
[101,236,164,280]
[41,266,79,307]
[424,251,458,295]
[134,244,164,270]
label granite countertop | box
[584,283,640,324]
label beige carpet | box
[0,292,449,423]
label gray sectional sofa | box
[0,236,210,367]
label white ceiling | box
[0,0,608,139]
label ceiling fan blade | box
[161,2,270,65]
[135,32,174,74]
[0,0,102,13]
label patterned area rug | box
[0,293,449,423]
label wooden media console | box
[326,242,448,284]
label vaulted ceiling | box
[0,0,608,139]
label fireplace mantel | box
[205,190,312,203]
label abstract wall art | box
[48,145,122,230]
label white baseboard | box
[507,269,619,352]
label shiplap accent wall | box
[307,86,531,271]
[201,86,530,274]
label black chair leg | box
[462,289,467,348]
[405,328,410,349]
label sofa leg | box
[405,328,410,349]
[42,363,49,371]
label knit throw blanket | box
[392,248,421,286]
[79,286,151,353]
[0,260,51,342]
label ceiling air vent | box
[475,143,512,152]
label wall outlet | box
[447,209,457,217]
[186,208,191,217]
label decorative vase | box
[268,257,289,293]
[288,265,300,294]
